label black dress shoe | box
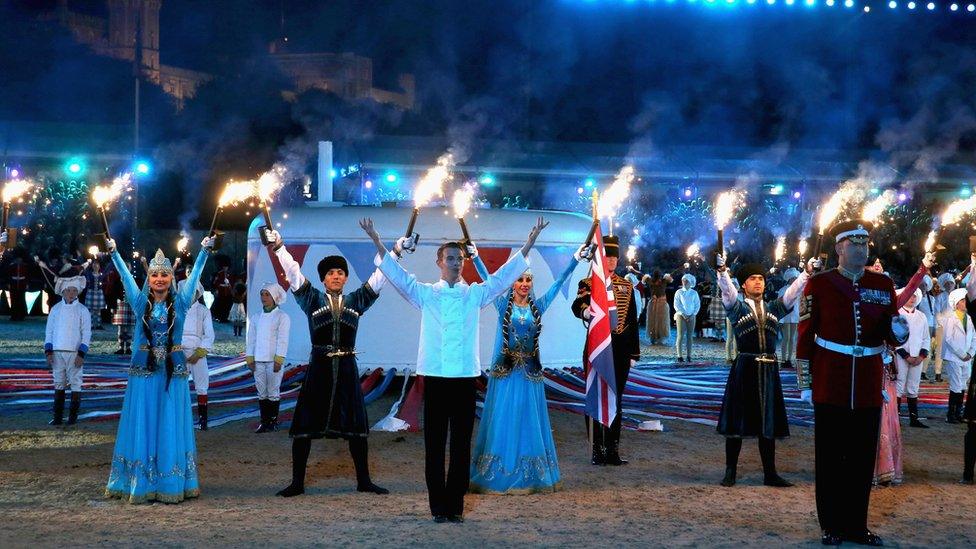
[821,531,842,545]
[448,515,465,523]
[720,467,736,487]
[433,515,449,523]
[844,530,883,546]
[276,483,305,497]
[763,474,794,487]
[357,482,389,495]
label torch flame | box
[862,190,896,224]
[2,179,33,203]
[452,183,476,219]
[940,196,976,226]
[218,180,257,208]
[177,232,189,253]
[686,243,701,258]
[817,182,865,233]
[415,153,454,207]
[798,238,809,257]
[626,245,637,262]
[714,190,745,230]
[774,236,786,262]
[91,173,132,209]
[596,166,635,219]
[88,245,99,257]
[255,164,288,203]
[924,230,937,253]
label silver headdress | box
[147,249,174,276]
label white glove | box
[800,389,812,404]
[465,241,478,258]
[582,307,592,321]
[265,229,281,247]
[394,235,417,255]
[201,236,216,250]
[105,238,117,253]
[716,253,726,268]
[574,243,595,262]
[806,257,822,273]
[0,231,7,245]
[922,251,935,270]
[683,262,690,269]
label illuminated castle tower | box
[107,0,161,82]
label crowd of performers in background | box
[7,212,976,544]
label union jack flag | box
[584,225,618,427]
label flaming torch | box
[177,231,190,257]
[91,173,132,249]
[926,196,976,253]
[596,166,635,237]
[2,178,33,248]
[686,242,701,259]
[255,164,287,230]
[406,153,453,238]
[209,181,254,250]
[452,183,477,255]
[714,190,744,267]
[813,182,865,261]
[87,245,99,258]
[774,235,786,265]
[798,238,809,264]
[583,190,600,246]
[862,190,896,225]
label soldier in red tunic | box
[796,220,909,547]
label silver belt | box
[815,336,883,358]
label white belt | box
[815,336,884,358]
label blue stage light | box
[888,1,897,8]
[826,0,835,6]
[962,187,973,197]
[786,0,795,5]
[793,191,802,199]
[908,1,916,7]
[364,179,373,189]
[969,3,975,10]
[805,0,815,6]
[65,158,85,176]
[927,1,935,8]
[864,5,871,10]
[133,160,151,175]
[768,0,777,4]
[951,3,959,9]
[384,171,398,184]
[10,169,19,178]
[479,174,495,186]
[870,187,881,194]
[584,178,596,189]
[577,187,585,195]
[748,0,757,4]
[845,0,854,6]
[683,188,693,198]
[329,168,337,178]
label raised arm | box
[968,255,976,302]
[108,241,142,306]
[897,253,932,309]
[472,255,506,312]
[518,217,549,258]
[716,268,739,309]
[781,269,811,308]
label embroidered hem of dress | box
[105,487,200,504]
[468,481,562,495]
[473,452,559,483]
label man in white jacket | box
[895,288,931,428]
[246,282,291,433]
[180,279,215,430]
[941,287,976,424]
[777,268,801,370]
[44,276,91,426]
[367,217,547,523]
[673,273,701,362]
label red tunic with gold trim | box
[796,269,899,409]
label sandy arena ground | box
[2,319,976,547]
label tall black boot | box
[255,399,269,433]
[909,397,929,428]
[759,437,793,487]
[948,393,960,424]
[66,392,81,425]
[722,437,741,487]
[268,400,280,431]
[590,422,606,465]
[277,438,311,497]
[604,416,628,466]
[48,390,65,426]
[896,397,903,417]
[957,393,967,423]
[350,437,389,494]
[964,425,976,484]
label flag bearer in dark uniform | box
[264,225,390,497]
[714,255,817,488]
[571,235,641,466]
[796,220,909,547]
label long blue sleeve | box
[177,249,210,313]
[473,256,507,313]
[536,258,579,314]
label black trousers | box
[814,403,881,535]
[423,376,477,517]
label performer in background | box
[960,258,976,482]
[211,264,233,323]
[796,220,908,546]
[644,270,671,345]
[573,235,641,466]
[673,273,700,363]
[229,280,247,337]
[943,287,976,425]
[715,255,814,488]
[469,244,587,494]
[246,282,290,434]
[104,236,214,504]
[179,278,214,431]
[44,275,91,426]
[372,217,546,522]
[84,258,106,330]
[895,288,930,429]
[265,224,388,497]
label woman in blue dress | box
[469,246,586,494]
[104,235,213,504]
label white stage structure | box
[246,206,593,372]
